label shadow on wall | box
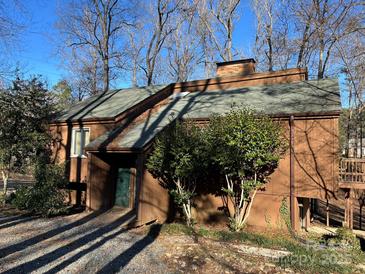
[294,118,339,201]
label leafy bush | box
[147,120,208,226]
[206,107,287,231]
[13,162,69,217]
[327,227,361,251]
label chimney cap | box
[216,58,256,67]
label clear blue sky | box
[10,0,257,88]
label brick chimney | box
[216,58,256,78]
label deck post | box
[326,199,330,227]
[339,158,365,229]
[349,189,354,230]
[345,189,350,228]
[304,198,311,230]
[344,189,353,230]
[344,192,348,227]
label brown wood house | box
[50,59,342,231]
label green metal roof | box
[55,85,167,121]
[87,78,341,151]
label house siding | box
[49,65,340,231]
[136,117,339,230]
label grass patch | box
[160,223,195,236]
[160,223,365,273]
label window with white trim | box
[71,128,90,157]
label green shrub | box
[328,227,361,251]
[12,186,33,209]
[13,163,69,217]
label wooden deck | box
[338,158,365,229]
[339,158,365,189]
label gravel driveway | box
[0,209,167,274]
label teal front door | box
[115,168,131,207]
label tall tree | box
[0,76,57,199]
[252,0,363,79]
[141,0,181,86]
[52,79,74,109]
[66,47,103,99]
[0,1,25,81]
[196,0,241,63]
[252,0,294,71]
[121,24,146,87]
[166,2,203,82]
[57,0,134,94]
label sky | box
[8,0,257,88]
[5,0,350,107]
[11,0,63,86]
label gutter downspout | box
[87,152,92,211]
[289,115,296,230]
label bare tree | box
[253,0,311,72]
[252,0,275,71]
[253,0,363,78]
[57,0,134,94]
[71,48,103,100]
[166,2,203,82]
[336,29,365,157]
[0,1,25,81]
[167,26,201,82]
[123,26,145,87]
[196,0,241,63]
[140,0,181,86]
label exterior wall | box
[137,166,170,224]
[294,117,339,200]
[88,153,114,210]
[173,68,307,93]
[216,61,255,77]
[141,116,339,230]
[87,153,139,211]
[49,122,115,204]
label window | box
[71,128,90,157]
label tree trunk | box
[227,18,233,61]
[297,20,310,68]
[267,35,273,71]
[176,178,194,226]
[318,38,325,79]
[2,170,9,203]
[102,57,109,93]
[360,113,363,158]
[132,61,137,87]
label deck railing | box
[339,158,365,184]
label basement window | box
[71,128,90,157]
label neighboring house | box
[50,59,341,231]
[346,138,365,158]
